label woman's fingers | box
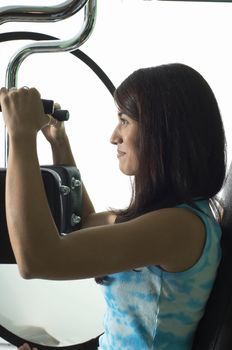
[18,343,38,350]
[54,102,61,110]
[0,87,65,137]
[0,86,46,134]
[42,114,58,129]
[0,87,9,108]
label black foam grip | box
[42,99,54,114]
[53,109,70,121]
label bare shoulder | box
[82,206,206,275]
[141,207,206,272]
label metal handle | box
[0,99,69,122]
[39,100,70,121]
[2,0,96,165]
[53,109,70,121]
[5,0,97,89]
[0,0,88,25]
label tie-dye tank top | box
[98,200,222,349]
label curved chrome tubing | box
[5,0,97,89]
[0,0,88,25]
[1,0,97,165]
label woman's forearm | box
[6,134,60,277]
[50,134,76,166]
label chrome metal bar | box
[0,0,88,25]
[3,0,96,166]
[5,0,97,89]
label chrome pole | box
[0,0,88,25]
[5,0,97,89]
[2,0,97,165]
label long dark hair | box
[95,63,226,284]
[113,63,226,223]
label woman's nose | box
[110,127,122,145]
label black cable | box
[0,31,115,96]
[0,325,100,350]
[0,31,108,349]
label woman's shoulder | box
[148,199,220,272]
[97,204,205,274]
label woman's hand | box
[42,103,67,146]
[18,343,38,350]
[0,87,50,137]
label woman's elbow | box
[18,265,35,279]
[16,257,39,280]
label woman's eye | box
[120,118,129,126]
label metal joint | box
[71,213,81,225]
[71,177,82,189]
[60,185,71,195]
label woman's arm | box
[42,108,116,227]
[0,87,205,281]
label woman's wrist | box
[9,131,37,148]
[50,135,76,166]
[50,133,69,149]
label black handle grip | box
[42,99,69,121]
[0,98,70,122]
[52,109,69,121]
[42,99,54,114]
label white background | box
[0,0,232,346]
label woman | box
[0,63,226,349]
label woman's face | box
[110,111,139,176]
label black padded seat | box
[192,163,232,350]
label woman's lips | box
[117,150,126,158]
